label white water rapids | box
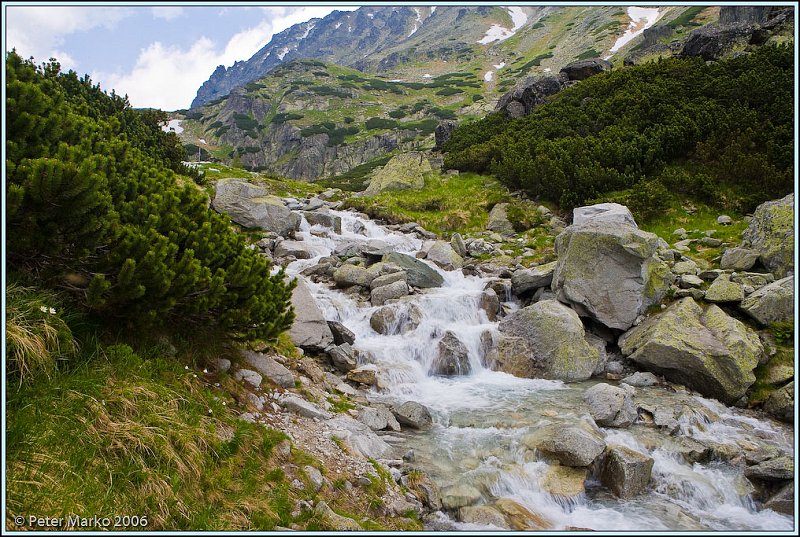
[283,208,794,531]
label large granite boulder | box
[383,252,444,288]
[572,203,637,227]
[496,73,568,118]
[560,58,613,81]
[241,351,295,388]
[511,261,558,297]
[583,383,637,428]
[534,425,606,467]
[392,401,433,430]
[426,241,464,271]
[741,194,794,277]
[370,279,410,306]
[739,276,794,325]
[288,279,334,350]
[619,298,763,403]
[552,204,672,331]
[364,152,431,196]
[600,445,654,498]
[490,300,601,382]
[212,179,300,237]
[431,331,471,376]
[681,24,757,61]
[325,415,393,459]
[763,381,794,423]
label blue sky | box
[5,3,359,110]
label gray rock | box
[731,271,774,289]
[583,383,637,427]
[552,212,671,331]
[383,252,444,288]
[679,274,704,288]
[744,456,794,481]
[674,288,706,300]
[392,401,433,430]
[370,270,406,290]
[536,425,606,467]
[451,232,467,257]
[572,202,636,227]
[511,261,558,297]
[241,350,295,388]
[426,240,464,270]
[742,193,794,277]
[763,482,794,516]
[313,501,362,531]
[369,304,422,335]
[289,279,334,350]
[233,368,262,389]
[720,247,759,271]
[487,203,515,234]
[304,465,324,491]
[600,445,655,498]
[619,298,763,403]
[441,484,482,510]
[370,279,410,306]
[560,58,613,81]
[327,320,355,346]
[621,372,660,387]
[493,300,601,381]
[333,264,376,288]
[431,331,471,376]
[459,506,509,529]
[210,358,231,373]
[357,405,401,431]
[328,343,358,373]
[434,120,459,150]
[672,259,698,275]
[717,215,732,225]
[479,288,501,321]
[763,381,794,423]
[704,274,744,303]
[212,179,300,236]
[303,210,342,234]
[346,367,378,386]
[274,240,317,259]
[699,237,722,247]
[466,238,496,257]
[739,276,794,325]
[282,395,332,420]
[496,73,568,118]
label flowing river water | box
[284,209,794,531]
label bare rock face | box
[559,58,612,81]
[434,120,458,150]
[496,73,568,118]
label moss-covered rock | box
[739,276,794,325]
[364,152,431,195]
[742,193,794,277]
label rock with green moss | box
[363,152,431,195]
[212,179,301,237]
[619,298,763,403]
[552,208,672,330]
[313,501,363,530]
[493,300,601,381]
[742,193,794,277]
[739,276,794,325]
[600,445,654,498]
[704,274,744,303]
[763,381,794,423]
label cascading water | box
[283,208,794,531]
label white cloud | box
[151,7,183,21]
[6,6,131,68]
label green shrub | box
[271,112,304,124]
[435,87,464,96]
[365,117,399,130]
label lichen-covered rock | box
[392,401,433,429]
[541,465,587,497]
[241,350,295,388]
[441,483,482,510]
[212,179,300,236]
[583,383,637,428]
[431,331,471,376]
[560,58,613,81]
[704,274,744,303]
[511,261,558,297]
[493,300,601,381]
[720,247,759,271]
[535,425,606,467]
[370,279,409,306]
[552,207,671,331]
[313,501,362,530]
[572,202,636,227]
[333,264,377,288]
[600,445,654,498]
[289,279,334,350]
[742,193,794,277]
[763,381,794,423]
[739,276,794,325]
[426,240,464,270]
[383,252,444,288]
[487,203,515,235]
[619,298,763,403]
[364,151,431,195]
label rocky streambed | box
[211,179,795,531]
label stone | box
[704,274,744,303]
[535,425,606,467]
[717,215,732,225]
[282,395,332,420]
[441,483,482,510]
[328,343,358,373]
[364,151,431,196]
[744,456,794,481]
[313,501,362,531]
[289,279,334,350]
[383,252,444,288]
[572,202,636,227]
[326,415,393,459]
[233,368,262,389]
[699,237,722,247]
[434,120,459,150]
[346,367,378,386]
[541,465,587,497]
[304,465,324,491]
[742,193,794,277]
[739,276,794,325]
[672,259,698,275]
[720,247,759,271]
[370,304,422,335]
[621,372,660,387]
[370,279,410,306]
[327,320,356,346]
[600,445,655,498]
[357,405,401,431]
[583,383,637,427]
[303,210,342,234]
[763,482,794,516]
[493,300,601,381]
[485,336,536,378]
[369,271,406,290]
[560,58,613,81]
[211,179,300,237]
[466,238,496,257]
[333,264,375,288]
[431,331,471,376]
[552,211,671,331]
[619,298,763,403]
[451,232,467,257]
[496,73,568,118]
[458,506,509,529]
[392,401,433,430]
[731,272,774,289]
[479,288,501,321]
[493,498,552,530]
[241,350,295,388]
[679,274,704,288]
[511,261,558,297]
[210,358,231,373]
[426,240,464,270]
[487,203,515,234]
[273,240,317,259]
[763,381,794,423]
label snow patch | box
[198,138,207,145]
[431,6,436,14]
[484,71,494,82]
[478,6,528,45]
[389,79,404,83]
[543,67,551,73]
[301,22,316,39]
[162,119,183,134]
[335,21,342,29]
[277,46,290,61]
[367,12,374,19]
[604,7,661,59]
[408,7,424,37]
[493,61,507,69]
[422,73,432,78]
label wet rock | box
[327,320,356,346]
[233,368,262,389]
[326,415,393,459]
[327,343,358,373]
[370,279,410,306]
[535,425,606,467]
[479,288,501,321]
[241,350,295,388]
[739,276,794,325]
[720,247,759,271]
[621,372,660,387]
[619,298,763,404]
[763,482,794,516]
[560,58,613,81]
[346,367,378,386]
[426,240,464,270]
[494,300,601,381]
[370,304,422,335]
[289,279,334,350]
[458,506,509,529]
[742,193,794,277]
[745,456,794,481]
[383,252,444,288]
[357,405,401,431]
[552,205,671,330]
[600,445,655,498]
[274,240,316,260]
[763,381,794,423]
[431,331,471,376]
[211,179,300,236]
[541,465,587,497]
[313,501,362,530]
[511,261,558,297]
[583,383,637,427]
[704,274,744,303]
[493,498,552,530]
[392,401,433,430]
[303,210,342,234]
[441,483,482,510]
[487,203,515,235]
[282,395,332,420]
[364,151,431,196]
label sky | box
[4,3,359,110]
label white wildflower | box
[39,306,48,313]
[203,368,208,374]
[185,365,189,370]
[49,307,56,314]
